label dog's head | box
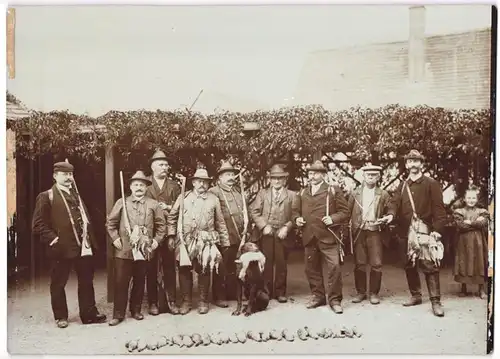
[235,243,266,281]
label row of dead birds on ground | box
[126,326,362,352]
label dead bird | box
[260,331,271,342]
[191,333,203,346]
[228,332,240,344]
[210,332,223,345]
[236,331,247,344]
[146,337,158,351]
[352,327,362,338]
[269,329,283,341]
[247,330,262,342]
[127,339,138,352]
[304,326,319,340]
[218,332,230,344]
[297,328,308,341]
[157,336,168,348]
[324,328,334,339]
[172,334,184,347]
[341,326,354,338]
[137,338,147,352]
[282,329,295,342]
[202,333,211,346]
[182,335,194,348]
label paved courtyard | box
[7,251,488,355]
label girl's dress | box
[453,206,489,285]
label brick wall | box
[294,28,491,110]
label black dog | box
[232,242,270,317]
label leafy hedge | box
[7,101,491,199]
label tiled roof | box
[6,100,31,120]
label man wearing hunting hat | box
[106,170,166,326]
[32,160,106,329]
[249,164,299,303]
[145,150,181,316]
[167,168,229,315]
[208,161,246,308]
[379,149,448,317]
[294,160,349,314]
[347,164,391,305]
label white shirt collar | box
[56,183,72,194]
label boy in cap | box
[145,150,181,316]
[249,164,299,303]
[106,170,166,326]
[167,168,229,315]
[32,160,106,328]
[208,161,246,307]
[294,160,349,314]
[347,164,391,305]
[379,149,448,317]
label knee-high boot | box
[178,267,193,315]
[426,273,444,317]
[198,273,211,315]
[402,266,422,306]
[352,269,367,303]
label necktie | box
[274,190,280,202]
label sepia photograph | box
[5,3,494,355]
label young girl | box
[453,187,489,299]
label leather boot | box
[426,273,444,317]
[198,273,210,315]
[352,269,367,303]
[178,268,192,315]
[369,271,382,305]
[403,266,422,306]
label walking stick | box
[120,171,145,261]
[325,175,345,263]
[175,174,192,267]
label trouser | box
[304,238,343,305]
[401,236,442,303]
[212,244,239,301]
[261,233,289,298]
[178,259,211,304]
[50,256,99,322]
[146,243,177,307]
[353,230,383,295]
[113,258,147,319]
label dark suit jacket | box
[295,182,349,246]
[146,177,181,211]
[250,187,299,233]
[32,184,98,259]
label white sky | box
[7,4,492,115]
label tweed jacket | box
[166,190,230,248]
[106,195,166,260]
[250,187,299,233]
[294,182,349,246]
[348,185,391,232]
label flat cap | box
[361,165,383,173]
[53,161,74,173]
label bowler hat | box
[191,168,212,181]
[361,164,383,173]
[150,150,169,164]
[130,170,152,185]
[404,149,425,161]
[267,164,289,178]
[53,160,74,173]
[307,160,328,173]
[218,161,239,175]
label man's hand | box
[296,217,306,227]
[49,237,59,247]
[464,220,472,225]
[322,216,333,226]
[430,231,442,240]
[159,202,168,210]
[167,236,175,251]
[151,239,159,251]
[113,238,123,250]
[277,226,288,240]
[377,215,394,224]
[263,225,273,236]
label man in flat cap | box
[145,150,181,316]
[106,170,166,326]
[347,164,391,305]
[208,161,246,308]
[32,160,106,329]
[379,149,448,317]
[294,160,349,314]
[250,164,299,303]
[167,168,229,315]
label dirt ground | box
[7,250,488,355]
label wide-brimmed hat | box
[217,161,240,175]
[53,160,74,173]
[306,160,328,173]
[150,150,169,164]
[267,164,289,178]
[360,164,383,174]
[404,149,425,161]
[191,168,212,181]
[130,170,152,185]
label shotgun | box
[176,174,192,267]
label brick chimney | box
[409,6,426,83]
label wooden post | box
[105,146,115,303]
[312,151,322,162]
